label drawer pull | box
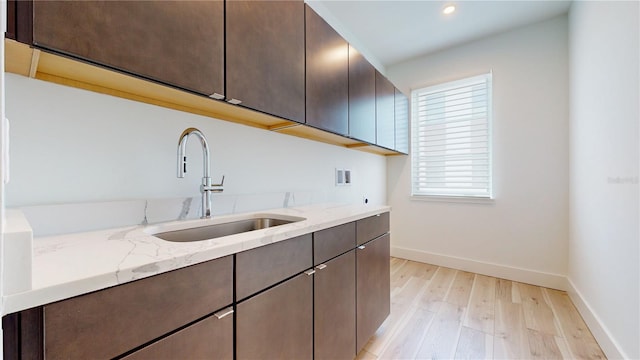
[209,93,225,100]
[214,307,234,320]
[304,269,316,276]
[316,264,327,270]
[227,98,242,105]
[358,245,366,250]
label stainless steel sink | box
[152,216,304,242]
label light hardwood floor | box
[357,257,606,360]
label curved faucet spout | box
[176,128,223,219]
[177,127,210,179]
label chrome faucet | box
[177,128,224,219]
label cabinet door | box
[395,88,410,154]
[376,71,396,149]
[226,0,305,123]
[33,1,224,96]
[348,46,376,143]
[356,233,391,352]
[237,272,313,360]
[122,310,233,360]
[44,256,233,359]
[305,5,349,135]
[315,250,356,360]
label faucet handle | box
[212,175,225,187]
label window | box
[411,73,493,199]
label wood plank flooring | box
[357,258,606,360]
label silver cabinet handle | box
[358,245,366,250]
[316,264,327,270]
[214,307,234,319]
[209,93,225,100]
[304,269,316,276]
[227,98,242,105]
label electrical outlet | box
[344,169,351,185]
[335,168,345,186]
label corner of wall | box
[566,278,628,359]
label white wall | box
[386,16,569,288]
[4,74,386,210]
[568,1,639,359]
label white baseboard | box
[566,279,627,360]
[391,246,568,290]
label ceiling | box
[308,0,572,68]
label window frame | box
[410,72,494,201]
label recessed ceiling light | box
[443,4,456,15]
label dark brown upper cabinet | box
[348,46,377,144]
[32,1,224,97]
[6,0,408,155]
[375,71,396,149]
[305,5,349,136]
[226,0,305,123]
[395,88,410,154]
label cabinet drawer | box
[236,234,312,300]
[314,222,355,265]
[122,310,233,360]
[43,256,233,359]
[356,212,390,246]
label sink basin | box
[151,215,304,242]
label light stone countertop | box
[2,203,390,315]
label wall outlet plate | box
[336,168,352,186]
[335,168,345,186]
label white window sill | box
[410,195,495,205]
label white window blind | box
[411,73,493,198]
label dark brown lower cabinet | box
[3,214,391,360]
[236,271,313,360]
[356,233,391,352]
[314,250,356,360]
[1,307,43,360]
[122,310,233,360]
[42,256,233,359]
[236,233,312,301]
[356,212,390,246]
